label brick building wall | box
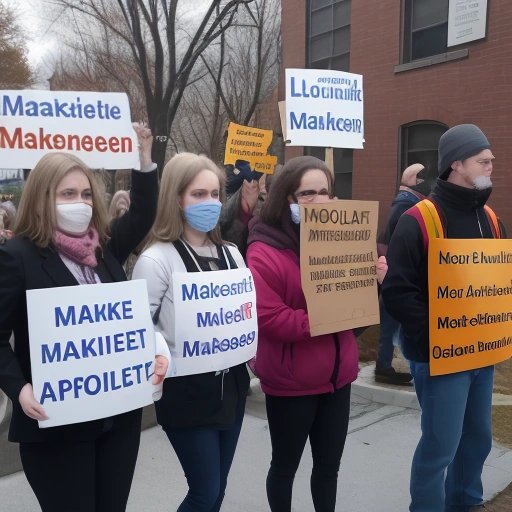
[280,0,512,232]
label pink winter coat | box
[247,235,359,397]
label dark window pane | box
[412,0,448,30]
[333,26,350,55]
[331,53,350,71]
[311,7,332,36]
[334,1,351,28]
[310,58,331,69]
[401,122,448,190]
[408,124,447,150]
[411,23,448,60]
[311,33,332,61]
[311,0,332,10]
[335,172,352,199]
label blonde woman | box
[133,153,251,512]
[0,124,166,512]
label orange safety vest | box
[408,199,501,251]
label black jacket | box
[381,179,503,363]
[0,169,158,442]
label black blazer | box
[0,169,158,442]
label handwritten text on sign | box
[26,280,157,427]
[300,200,379,336]
[0,90,139,169]
[223,122,278,174]
[171,268,258,376]
[428,238,512,376]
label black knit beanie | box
[438,124,490,180]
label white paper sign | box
[448,0,488,47]
[0,90,139,169]
[285,69,364,149]
[171,268,257,376]
[27,280,157,428]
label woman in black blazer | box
[0,124,165,512]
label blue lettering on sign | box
[197,302,253,327]
[182,330,256,358]
[181,277,253,301]
[39,360,154,404]
[290,112,362,133]
[54,300,134,327]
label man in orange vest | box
[381,124,501,512]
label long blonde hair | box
[14,152,109,247]
[147,152,226,247]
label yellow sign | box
[224,122,278,174]
[428,238,512,375]
[299,200,380,336]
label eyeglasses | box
[294,189,330,202]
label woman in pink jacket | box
[246,156,359,512]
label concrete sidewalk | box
[1,377,511,511]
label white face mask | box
[56,202,93,235]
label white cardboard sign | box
[27,280,157,428]
[171,268,258,376]
[0,90,139,169]
[285,69,364,149]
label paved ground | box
[1,376,511,512]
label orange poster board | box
[300,200,380,336]
[223,122,278,174]
[428,238,512,376]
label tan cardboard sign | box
[300,200,380,336]
[223,122,278,174]
[428,238,512,376]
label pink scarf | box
[53,228,100,267]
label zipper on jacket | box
[215,368,230,400]
[329,334,340,392]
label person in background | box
[375,163,431,385]
[0,200,16,244]
[247,155,387,512]
[382,124,501,511]
[133,152,250,512]
[0,123,167,512]
[219,159,263,257]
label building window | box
[307,147,353,199]
[308,0,351,71]
[403,0,449,62]
[307,0,353,195]
[400,121,448,190]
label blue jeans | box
[377,298,401,369]
[163,410,244,512]
[409,362,494,512]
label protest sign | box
[224,122,278,174]
[428,238,512,375]
[0,90,139,169]
[300,200,379,336]
[26,280,157,428]
[171,268,257,376]
[285,69,364,148]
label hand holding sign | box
[19,383,48,421]
[376,256,388,284]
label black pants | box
[265,384,351,512]
[19,413,142,512]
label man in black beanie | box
[382,124,502,511]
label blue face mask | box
[289,203,301,224]
[183,200,222,232]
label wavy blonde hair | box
[147,152,226,247]
[14,152,109,247]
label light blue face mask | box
[183,200,222,232]
[289,203,301,224]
